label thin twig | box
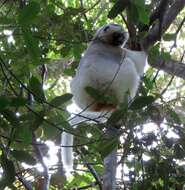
[80,147,102,190]
[160,75,175,96]
[169,16,185,52]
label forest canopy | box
[0,0,185,189]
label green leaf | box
[105,95,118,106]
[85,86,102,100]
[130,96,155,110]
[65,7,85,16]
[50,93,73,107]
[168,110,181,125]
[149,44,160,61]
[163,33,176,41]
[97,137,119,159]
[0,109,18,126]
[85,86,118,105]
[143,76,154,90]
[29,76,45,103]
[15,126,32,144]
[43,123,58,139]
[11,150,37,165]
[63,68,75,76]
[10,97,27,107]
[138,8,149,25]
[18,1,40,26]
[127,0,149,25]
[0,97,27,109]
[107,97,128,124]
[127,4,139,24]
[174,144,185,159]
[31,110,45,131]
[0,96,10,110]
[0,154,15,188]
[133,0,149,25]
[22,28,40,65]
[161,51,171,61]
[108,0,130,19]
[0,17,15,24]
[107,109,125,125]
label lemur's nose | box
[112,32,125,40]
[112,32,124,38]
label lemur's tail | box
[61,111,111,171]
[61,132,73,171]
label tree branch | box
[170,16,185,51]
[85,162,102,190]
[141,0,185,50]
[149,0,170,26]
[150,58,185,80]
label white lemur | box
[61,23,147,171]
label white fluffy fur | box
[61,23,147,171]
[71,25,147,110]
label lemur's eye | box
[103,26,110,32]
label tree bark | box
[103,148,117,190]
[102,126,119,190]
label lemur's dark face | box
[94,23,129,46]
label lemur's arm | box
[123,48,147,76]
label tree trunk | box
[103,148,117,190]
[102,126,119,190]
